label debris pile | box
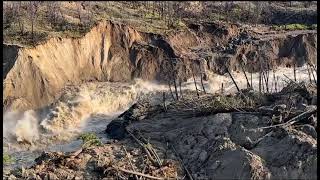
[106,81,317,179]
[5,82,317,179]
[5,139,182,179]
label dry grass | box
[3,2,184,46]
[3,1,316,47]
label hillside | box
[3,1,317,47]
[3,1,318,180]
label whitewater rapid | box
[3,65,315,169]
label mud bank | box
[5,82,317,179]
[3,20,317,111]
[105,82,317,179]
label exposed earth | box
[4,82,317,179]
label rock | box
[105,119,127,140]
[297,124,317,139]
[273,104,287,112]
[198,151,208,162]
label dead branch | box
[309,63,317,84]
[282,74,305,89]
[250,71,253,89]
[167,141,194,180]
[240,61,251,88]
[253,108,317,130]
[272,70,276,92]
[123,146,139,180]
[163,92,167,112]
[174,78,179,101]
[191,67,200,98]
[126,129,158,166]
[139,165,147,180]
[307,64,313,84]
[199,62,206,93]
[169,58,179,100]
[179,80,183,99]
[221,83,224,94]
[168,80,175,100]
[262,71,269,93]
[127,129,163,168]
[266,62,270,92]
[259,70,262,93]
[225,67,240,93]
[136,131,163,167]
[69,148,82,158]
[200,73,206,94]
[293,63,297,82]
[112,165,164,180]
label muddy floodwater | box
[3,65,315,171]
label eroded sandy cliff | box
[3,20,317,111]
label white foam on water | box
[3,80,170,150]
[186,65,315,94]
[3,110,40,144]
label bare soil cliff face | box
[3,21,171,111]
[3,21,317,111]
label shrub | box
[3,153,14,164]
[272,23,313,31]
[310,24,317,30]
[79,132,102,148]
[145,12,161,20]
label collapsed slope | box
[105,82,317,179]
[3,20,317,111]
[5,83,317,179]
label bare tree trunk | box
[307,64,312,84]
[162,92,167,111]
[31,19,34,40]
[169,58,178,100]
[199,63,206,93]
[266,63,270,92]
[262,71,269,93]
[309,63,317,84]
[152,1,155,16]
[168,80,175,100]
[275,76,279,92]
[28,2,40,44]
[250,70,253,89]
[262,71,266,93]
[17,2,24,34]
[259,59,264,93]
[179,80,183,99]
[273,70,276,92]
[200,73,206,94]
[240,62,250,88]
[259,70,262,93]
[174,78,179,100]
[262,61,270,93]
[226,67,240,93]
[221,83,224,94]
[293,63,297,82]
[192,68,200,98]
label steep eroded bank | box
[3,20,317,111]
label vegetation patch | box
[79,132,102,148]
[272,23,316,31]
[3,153,14,164]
